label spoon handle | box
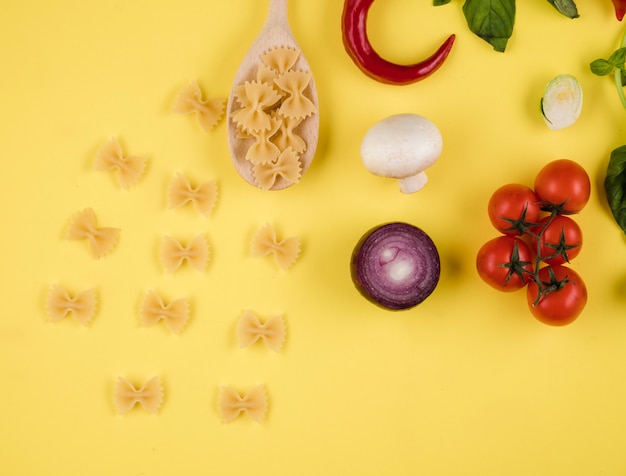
[265,0,289,29]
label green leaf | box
[604,145,626,235]
[433,0,451,5]
[546,0,579,19]
[462,0,515,52]
[590,58,614,76]
[609,47,626,68]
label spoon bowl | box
[226,0,319,190]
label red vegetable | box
[530,215,582,265]
[612,0,626,21]
[476,236,534,292]
[526,265,587,326]
[534,159,591,214]
[341,0,455,85]
[487,183,541,236]
[350,222,440,310]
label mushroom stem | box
[399,172,428,194]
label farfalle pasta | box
[229,45,317,189]
[274,70,316,120]
[66,208,120,259]
[140,290,190,334]
[46,284,97,327]
[232,80,281,133]
[113,376,163,414]
[252,147,302,191]
[271,115,306,154]
[261,46,300,74]
[168,173,217,217]
[245,115,282,165]
[160,234,209,273]
[93,137,147,189]
[237,310,286,352]
[250,223,300,271]
[218,385,267,423]
[173,81,225,132]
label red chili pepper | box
[612,0,626,21]
[341,0,455,85]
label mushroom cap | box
[360,113,442,179]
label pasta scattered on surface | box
[168,173,217,217]
[160,234,209,273]
[218,385,267,423]
[93,137,147,189]
[67,208,120,259]
[237,310,286,352]
[250,223,300,271]
[252,147,302,191]
[46,284,97,327]
[114,376,164,414]
[140,290,190,334]
[230,45,317,189]
[173,81,225,132]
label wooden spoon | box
[226,0,319,190]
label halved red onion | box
[350,222,440,310]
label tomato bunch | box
[476,159,591,326]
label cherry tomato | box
[533,159,591,214]
[530,215,582,265]
[476,236,535,292]
[487,184,541,235]
[526,265,587,326]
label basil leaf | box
[609,47,626,68]
[590,58,614,76]
[433,0,451,5]
[462,0,515,52]
[604,145,626,234]
[546,0,579,19]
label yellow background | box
[2,0,626,475]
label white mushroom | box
[360,113,443,193]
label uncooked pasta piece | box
[140,290,189,334]
[250,222,300,271]
[252,147,302,190]
[231,81,281,132]
[93,137,148,189]
[245,115,282,164]
[260,46,300,74]
[275,70,317,120]
[237,310,286,352]
[218,385,267,423]
[66,208,120,259]
[168,173,217,217]
[113,376,163,414]
[272,115,306,154]
[160,234,209,273]
[256,63,278,87]
[173,81,225,132]
[233,84,250,108]
[46,284,97,327]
